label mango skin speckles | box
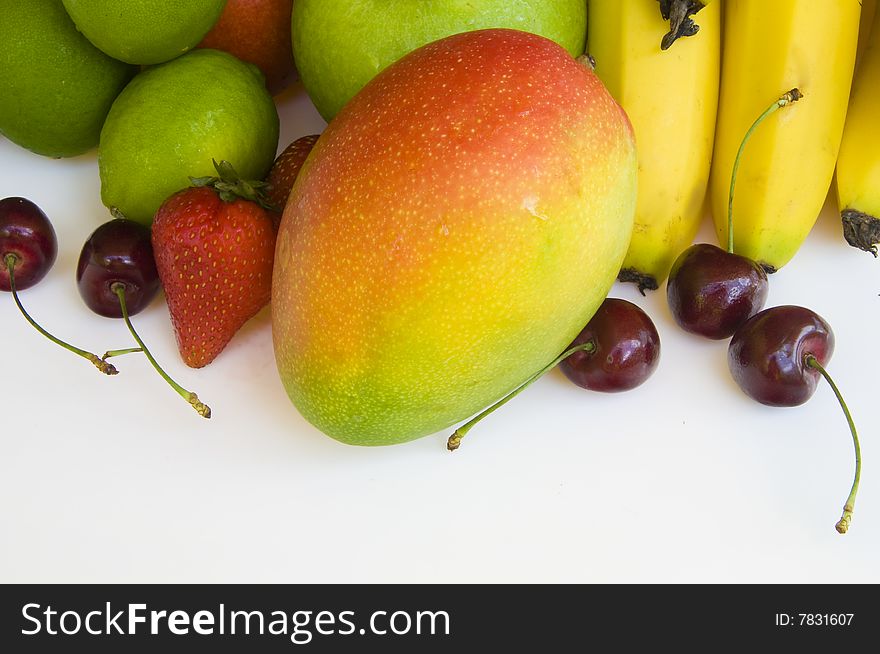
[271,29,637,446]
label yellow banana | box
[708,0,860,271]
[657,0,718,49]
[837,4,880,256]
[590,0,720,292]
[857,0,877,63]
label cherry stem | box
[4,253,117,375]
[447,341,596,452]
[102,347,143,359]
[804,354,860,534]
[727,88,803,254]
[112,283,211,419]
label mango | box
[272,29,637,446]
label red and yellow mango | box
[272,29,637,445]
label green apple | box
[292,0,587,120]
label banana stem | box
[727,88,803,254]
[659,0,706,50]
[4,253,117,375]
[447,341,596,452]
[804,354,860,534]
[112,283,211,418]
[841,209,880,257]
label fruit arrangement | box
[0,0,874,535]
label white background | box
[1,84,877,583]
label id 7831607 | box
[775,613,855,627]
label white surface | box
[1,84,878,584]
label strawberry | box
[152,161,276,368]
[265,133,319,223]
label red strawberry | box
[265,133,319,222]
[152,162,276,368]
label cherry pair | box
[0,197,209,418]
[664,90,860,534]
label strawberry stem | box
[4,253,117,375]
[112,283,211,419]
[447,341,596,451]
[190,159,276,211]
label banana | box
[590,0,720,292]
[657,0,718,49]
[837,2,880,256]
[708,0,861,272]
[857,0,877,64]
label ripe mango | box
[272,30,637,446]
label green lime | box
[0,0,136,158]
[61,0,227,65]
[99,49,279,225]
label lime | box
[61,0,227,65]
[99,49,279,225]
[293,0,588,120]
[0,0,136,158]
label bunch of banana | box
[836,4,880,256]
[589,0,720,292]
[708,0,861,271]
[657,0,717,49]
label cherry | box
[729,305,861,534]
[447,298,660,451]
[1,197,116,375]
[667,89,801,340]
[0,197,57,291]
[77,218,211,418]
[728,305,832,407]
[667,243,768,339]
[559,298,660,392]
[77,218,159,318]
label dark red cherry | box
[729,305,862,535]
[666,90,800,341]
[448,297,661,451]
[666,243,769,340]
[0,197,57,291]
[559,298,660,392]
[1,197,116,375]
[77,218,159,318]
[76,218,210,418]
[728,305,833,406]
